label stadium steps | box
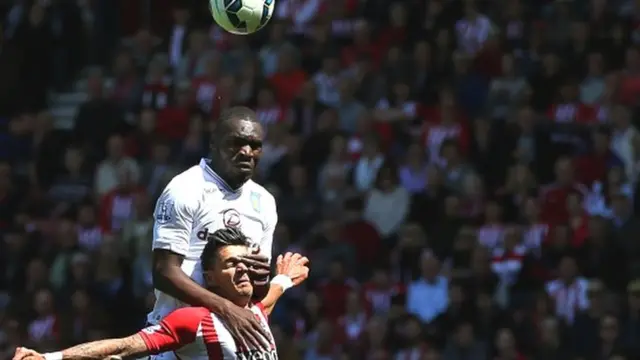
[49,77,115,130]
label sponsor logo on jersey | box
[155,200,174,224]
[235,349,278,360]
[222,209,241,228]
[250,192,261,213]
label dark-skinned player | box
[149,106,279,358]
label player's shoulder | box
[162,307,210,331]
[165,306,210,322]
[162,166,206,197]
[245,180,277,211]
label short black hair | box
[210,106,260,149]
[213,106,258,135]
[200,228,251,270]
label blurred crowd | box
[3,0,640,359]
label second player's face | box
[218,120,263,183]
[210,245,254,304]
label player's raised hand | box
[218,301,272,351]
[12,347,44,360]
[276,252,309,286]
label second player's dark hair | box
[200,227,251,270]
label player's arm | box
[13,335,150,360]
[259,252,309,315]
[151,187,234,314]
[13,308,203,360]
[243,199,278,299]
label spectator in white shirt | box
[407,251,449,323]
[353,135,385,192]
[363,164,410,238]
[545,256,589,324]
[314,54,342,107]
[95,135,141,197]
[455,1,494,56]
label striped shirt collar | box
[199,158,242,194]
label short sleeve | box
[138,307,206,353]
[152,183,197,256]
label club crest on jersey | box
[222,209,241,228]
[250,191,261,213]
[155,200,174,224]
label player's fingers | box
[276,254,283,265]
[233,331,252,352]
[249,268,271,278]
[283,252,293,265]
[242,325,268,351]
[240,256,270,269]
[13,348,36,360]
[250,319,272,350]
[290,253,302,263]
[242,253,269,261]
[297,256,310,265]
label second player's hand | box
[218,300,271,351]
[276,252,309,286]
[12,347,44,360]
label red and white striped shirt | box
[139,304,276,360]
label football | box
[210,0,275,35]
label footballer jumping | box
[150,106,278,354]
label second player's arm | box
[259,284,285,315]
[49,334,148,360]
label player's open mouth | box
[235,274,251,285]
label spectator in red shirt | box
[191,53,222,115]
[575,126,624,186]
[269,48,308,106]
[335,291,369,345]
[341,21,383,69]
[156,82,192,142]
[540,157,588,224]
[341,197,382,269]
[318,260,359,320]
[99,169,145,234]
[362,268,404,315]
[139,55,172,112]
[547,82,596,124]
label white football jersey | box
[148,158,277,325]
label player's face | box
[215,119,263,185]
[208,245,254,304]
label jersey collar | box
[199,158,242,194]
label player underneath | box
[13,228,309,360]
[151,106,277,350]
